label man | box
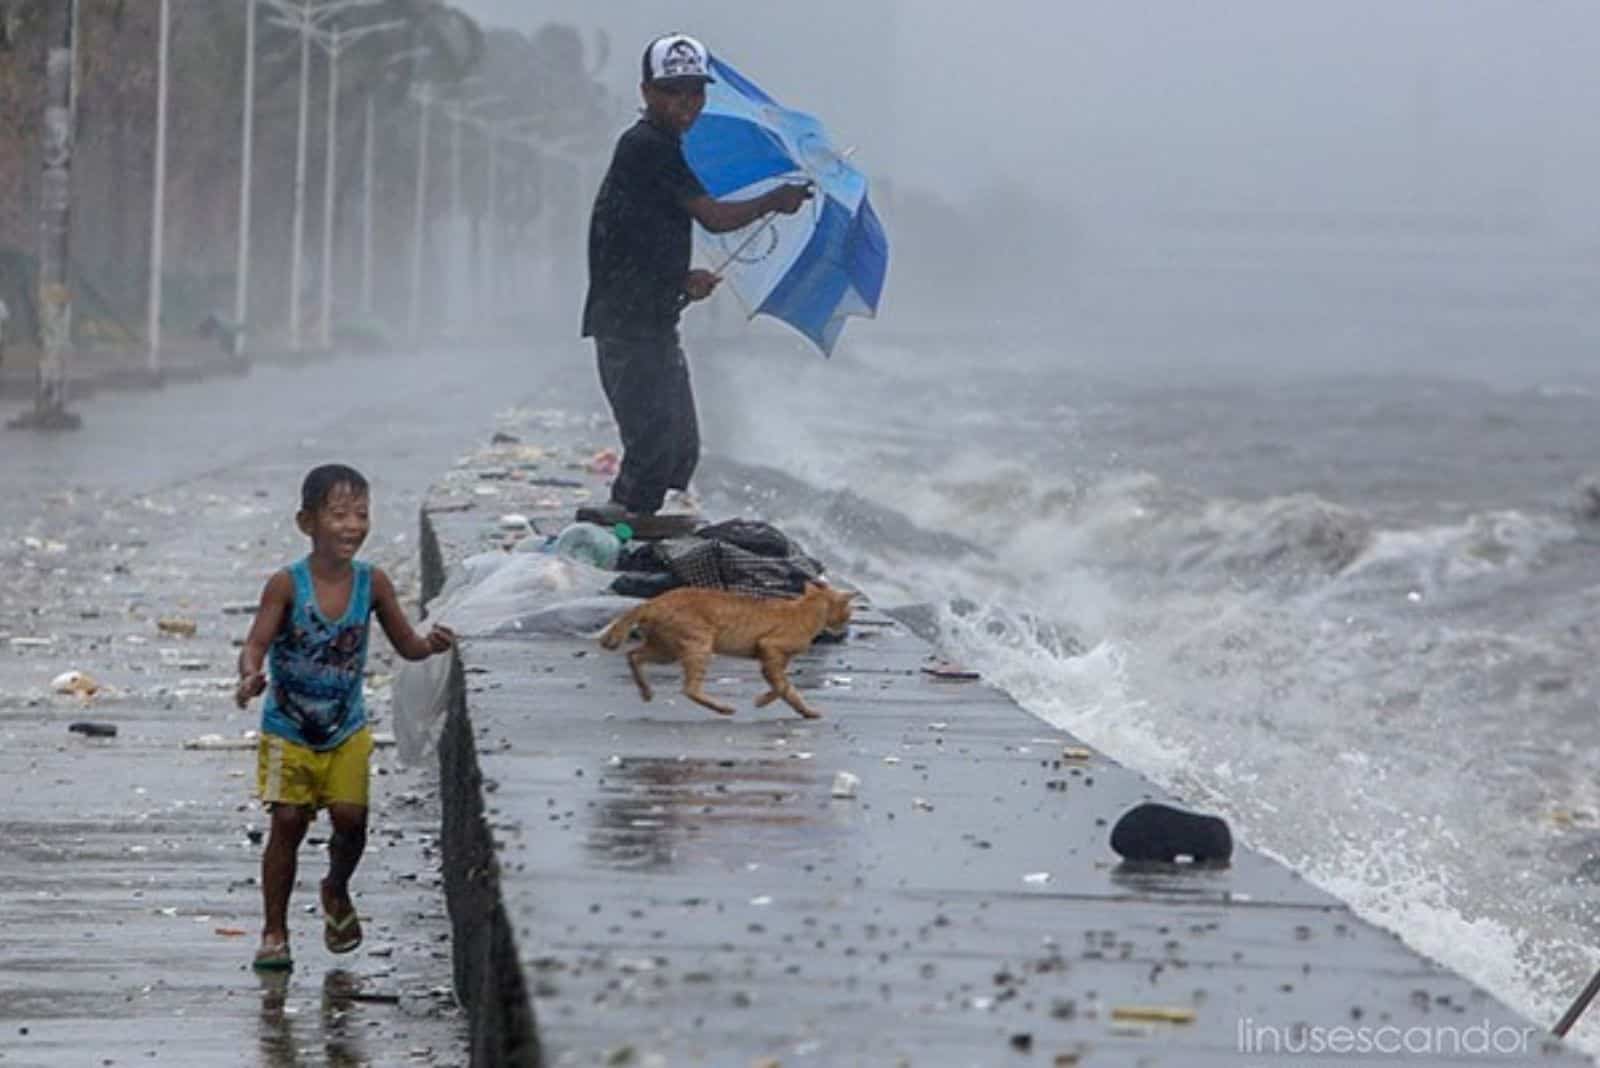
[581,33,812,522]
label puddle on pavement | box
[585,757,837,871]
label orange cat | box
[599,582,857,719]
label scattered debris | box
[830,771,860,799]
[52,670,101,697]
[183,732,258,751]
[9,636,55,649]
[1110,1005,1197,1025]
[68,721,118,738]
[922,661,980,681]
[1061,746,1093,761]
[156,617,198,638]
[1023,871,1051,885]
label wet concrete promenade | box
[0,345,596,1068]
[423,410,1590,1067]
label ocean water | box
[690,328,1600,1052]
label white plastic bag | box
[391,552,627,765]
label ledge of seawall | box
[426,514,542,1068]
[420,419,1590,1067]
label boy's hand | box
[769,182,813,215]
[236,671,267,709]
[425,624,456,656]
[684,269,721,302]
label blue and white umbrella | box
[683,57,889,356]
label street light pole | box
[11,0,81,430]
[361,94,375,317]
[448,107,461,327]
[483,127,497,313]
[318,24,340,350]
[234,0,257,354]
[409,83,431,344]
[289,0,311,351]
[147,0,171,376]
[304,17,405,350]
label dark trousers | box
[595,335,700,515]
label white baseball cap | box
[642,34,716,86]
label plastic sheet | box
[392,552,623,765]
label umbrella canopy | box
[683,57,888,355]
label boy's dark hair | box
[300,464,369,513]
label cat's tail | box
[598,604,648,649]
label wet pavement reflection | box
[587,756,833,871]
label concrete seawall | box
[420,414,1590,1067]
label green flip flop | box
[323,899,363,954]
[252,938,293,972]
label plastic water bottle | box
[552,523,623,569]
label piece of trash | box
[347,991,402,1005]
[9,636,54,648]
[912,797,935,812]
[176,659,211,672]
[52,670,101,697]
[1110,1005,1197,1025]
[499,513,532,532]
[1023,871,1051,885]
[183,733,256,751]
[220,602,257,616]
[830,771,860,799]
[156,618,197,638]
[68,721,118,738]
[214,927,248,938]
[1110,802,1234,865]
[826,675,852,687]
[22,536,66,553]
[882,756,901,765]
[922,662,980,681]
[1061,746,1093,761]
[928,722,948,731]
[749,895,773,906]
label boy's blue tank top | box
[261,558,372,751]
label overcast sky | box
[454,1,1600,235]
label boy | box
[235,464,454,971]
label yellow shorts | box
[257,728,373,810]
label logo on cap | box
[646,34,714,84]
[661,40,702,78]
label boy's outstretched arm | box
[237,570,292,709]
[372,568,454,661]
